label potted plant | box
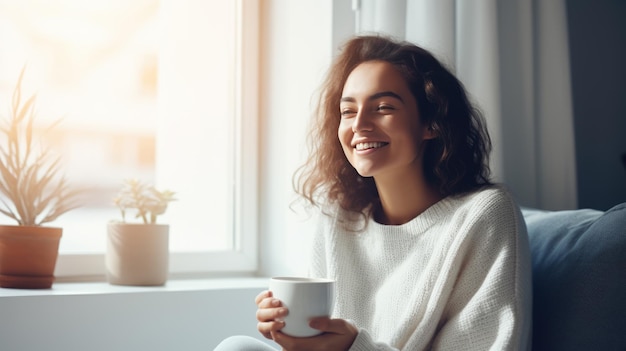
[106,178,176,286]
[0,67,81,289]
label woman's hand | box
[270,317,358,351]
[256,290,288,339]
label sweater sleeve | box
[349,329,399,351]
[307,209,330,279]
[310,209,401,351]
[431,191,532,351]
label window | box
[0,0,259,279]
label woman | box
[217,35,532,351]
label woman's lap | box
[214,335,278,351]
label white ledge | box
[0,276,269,298]
[0,276,273,350]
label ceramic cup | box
[269,276,335,337]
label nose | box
[352,109,374,133]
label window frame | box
[54,0,260,281]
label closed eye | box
[376,104,395,112]
[340,109,356,118]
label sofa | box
[522,202,626,351]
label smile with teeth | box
[355,142,388,151]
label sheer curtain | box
[352,0,577,210]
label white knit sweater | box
[309,186,532,351]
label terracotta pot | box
[0,225,62,289]
[106,223,169,286]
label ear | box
[423,125,437,140]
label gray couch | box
[523,202,626,350]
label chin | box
[351,160,380,178]
[355,168,376,178]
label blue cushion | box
[523,202,626,351]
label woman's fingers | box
[272,318,359,351]
[258,320,286,339]
[257,305,286,340]
[309,317,358,335]
[255,290,272,305]
[257,301,286,340]
[256,304,287,322]
[255,290,287,340]
[258,297,282,309]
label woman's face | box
[338,60,433,180]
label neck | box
[373,167,443,225]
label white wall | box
[258,0,335,277]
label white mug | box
[269,276,335,337]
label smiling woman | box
[338,61,435,181]
[244,35,532,351]
[0,0,259,279]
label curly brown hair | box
[294,35,492,217]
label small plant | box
[113,179,176,224]
[0,66,80,226]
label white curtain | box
[353,0,577,210]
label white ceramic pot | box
[105,223,169,286]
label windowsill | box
[0,275,273,349]
[0,276,269,298]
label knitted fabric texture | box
[309,186,532,351]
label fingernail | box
[271,299,280,307]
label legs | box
[214,335,278,351]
